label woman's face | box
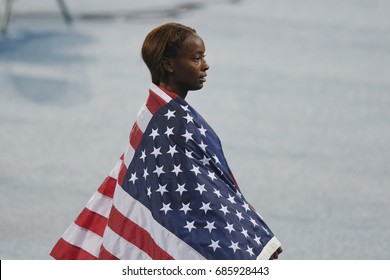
[168,34,209,97]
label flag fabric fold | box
[50,83,281,260]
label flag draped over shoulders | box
[50,83,281,260]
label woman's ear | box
[162,58,174,73]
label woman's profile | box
[50,22,282,260]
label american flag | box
[50,84,281,260]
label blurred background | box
[1,0,389,259]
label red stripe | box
[129,122,143,150]
[108,206,174,260]
[117,162,128,187]
[75,208,108,237]
[146,90,169,115]
[97,176,117,198]
[98,246,119,260]
[50,238,97,260]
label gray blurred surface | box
[1,0,389,259]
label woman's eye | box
[194,55,205,62]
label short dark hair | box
[141,22,197,84]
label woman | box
[51,22,282,260]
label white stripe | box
[123,144,135,168]
[256,236,282,260]
[62,223,102,257]
[85,191,112,219]
[150,83,172,103]
[102,227,152,260]
[136,103,153,132]
[109,159,122,180]
[107,185,206,260]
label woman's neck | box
[158,82,187,99]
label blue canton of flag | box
[122,96,276,259]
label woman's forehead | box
[180,34,206,53]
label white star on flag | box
[149,128,159,139]
[254,235,262,245]
[184,220,196,232]
[190,165,201,176]
[200,155,211,166]
[241,228,249,238]
[180,203,192,214]
[185,149,194,158]
[213,188,222,198]
[225,222,235,233]
[182,130,193,142]
[235,210,244,221]
[195,183,206,194]
[198,125,207,136]
[262,226,270,235]
[143,168,149,179]
[181,105,190,111]
[164,126,174,137]
[164,109,176,120]
[147,187,152,198]
[160,203,172,214]
[250,217,258,227]
[219,204,230,215]
[207,171,217,181]
[129,172,138,184]
[227,194,236,204]
[150,146,162,158]
[199,141,208,151]
[176,183,187,195]
[204,221,216,233]
[140,150,147,162]
[229,241,240,253]
[208,240,221,252]
[212,154,221,164]
[156,184,168,196]
[171,164,182,176]
[183,114,194,123]
[153,165,165,177]
[167,145,178,157]
[200,202,212,214]
[246,246,255,257]
[242,201,250,212]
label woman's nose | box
[203,59,209,71]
